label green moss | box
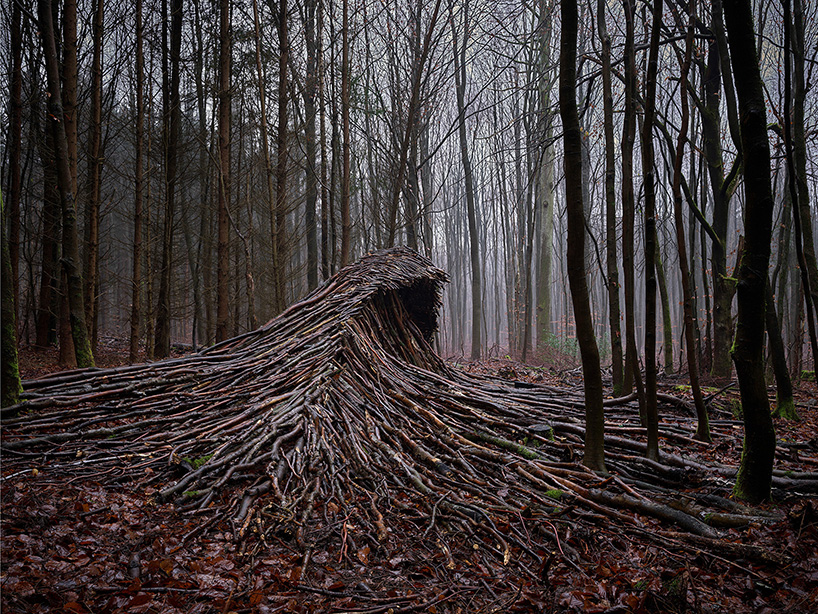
[182,453,214,469]
[466,432,540,460]
[545,489,563,500]
[772,396,799,421]
[801,370,815,382]
[729,399,743,420]
[183,490,204,498]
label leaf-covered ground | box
[3,345,818,613]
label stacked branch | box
[2,248,813,573]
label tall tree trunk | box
[83,0,104,350]
[154,0,182,358]
[216,0,231,342]
[251,0,280,307]
[560,0,605,473]
[274,0,289,313]
[36,122,61,348]
[2,194,22,407]
[597,0,623,394]
[340,0,351,266]
[655,243,674,374]
[130,0,145,363]
[37,0,94,368]
[385,0,443,247]
[787,0,818,366]
[451,0,481,360]
[318,0,330,279]
[723,0,776,504]
[703,0,740,380]
[62,0,78,198]
[672,0,710,442]
[767,280,797,419]
[791,0,818,320]
[640,0,662,462]
[8,0,23,312]
[621,0,644,412]
[303,0,319,289]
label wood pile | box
[2,247,813,576]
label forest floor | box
[3,341,818,614]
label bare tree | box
[560,0,605,472]
[37,0,94,368]
[723,0,776,503]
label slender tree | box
[216,0,231,342]
[597,0,623,395]
[641,0,662,462]
[154,0,182,358]
[37,0,94,368]
[82,0,104,349]
[621,0,645,413]
[672,0,710,442]
[130,0,145,363]
[2,193,22,408]
[723,0,777,503]
[450,0,482,360]
[560,0,605,473]
[340,0,352,266]
[274,0,289,313]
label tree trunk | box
[598,0,623,394]
[451,0,481,360]
[37,0,94,368]
[787,0,818,367]
[8,0,23,312]
[130,0,145,363]
[560,0,605,473]
[723,0,776,504]
[154,0,182,358]
[36,124,61,349]
[655,243,674,375]
[766,280,797,420]
[672,1,711,442]
[703,0,740,380]
[216,0,231,342]
[640,0,662,462]
[1,195,22,407]
[82,0,104,350]
[621,0,644,413]
[303,0,319,289]
[791,0,818,342]
[62,0,78,198]
[274,0,289,313]
[340,0,351,266]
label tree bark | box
[672,0,710,442]
[37,0,94,368]
[621,0,645,413]
[216,0,231,342]
[1,195,22,408]
[766,280,797,420]
[640,0,662,462]
[274,0,289,313]
[8,0,23,312]
[303,0,319,289]
[130,0,145,363]
[154,0,182,358]
[82,0,104,350]
[560,0,605,473]
[340,0,351,266]
[723,0,777,504]
[451,0,482,360]
[597,0,623,394]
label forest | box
[2,0,818,612]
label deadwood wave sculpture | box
[1,247,806,568]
